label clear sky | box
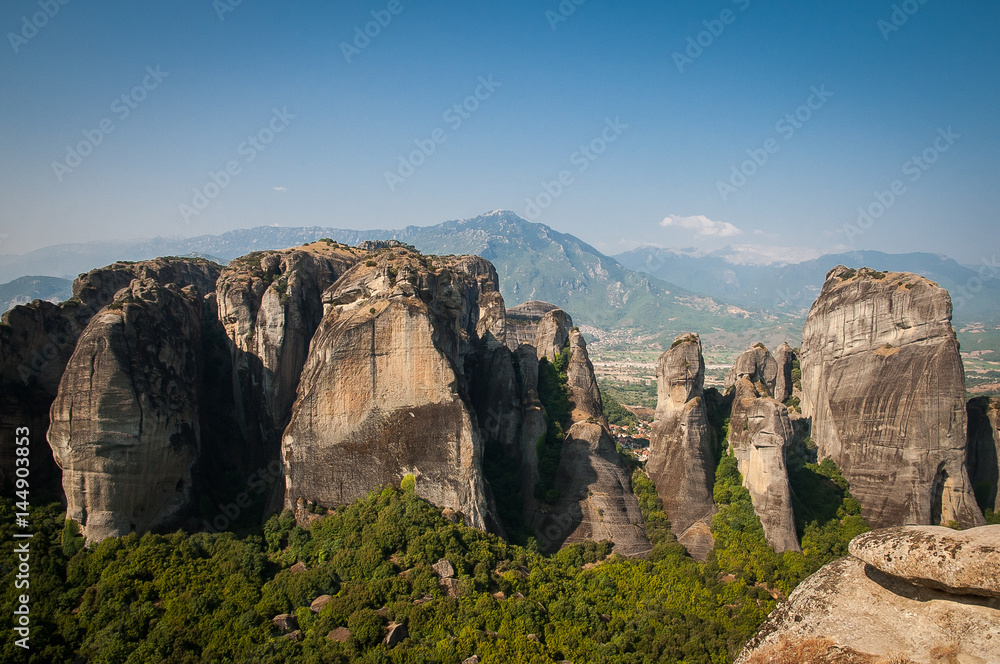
[1,0,997,264]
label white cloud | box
[660,214,743,237]
[272,186,287,193]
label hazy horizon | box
[2,1,998,264]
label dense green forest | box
[0,442,869,664]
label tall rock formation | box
[281,252,499,530]
[967,397,1000,513]
[536,329,650,557]
[647,333,717,560]
[214,244,362,484]
[48,280,208,542]
[728,346,801,553]
[724,344,778,396]
[800,266,983,528]
[773,342,796,404]
[737,526,1000,664]
[505,301,573,358]
[1,258,219,499]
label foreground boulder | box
[647,333,717,560]
[737,525,1000,664]
[800,266,983,528]
[48,280,207,542]
[849,525,1000,598]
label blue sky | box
[1,0,997,264]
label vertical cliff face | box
[729,353,801,553]
[724,344,778,396]
[773,343,796,404]
[967,397,1000,513]
[281,253,499,530]
[48,280,207,543]
[647,333,717,560]
[214,245,361,480]
[0,258,220,499]
[536,329,650,556]
[801,266,983,528]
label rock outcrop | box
[214,244,362,485]
[48,280,207,542]
[647,333,717,560]
[773,342,796,404]
[724,344,778,396]
[0,258,220,499]
[281,252,499,530]
[535,329,650,557]
[737,526,1000,664]
[538,421,650,557]
[729,346,800,553]
[505,301,572,358]
[967,396,999,513]
[849,525,1000,597]
[800,267,983,529]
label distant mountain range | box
[2,211,996,353]
[0,275,73,313]
[615,246,1000,328]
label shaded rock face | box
[281,254,500,530]
[537,422,650,557]
[773,343,796,404]
[647,333,717,560]
[737,526,1000,664]
[724,345,778,396]
[48,280,206,542]
[801,266,983,529]
[215,245,361,482]
[967,397,1000,513]
[729,369,801,553]
[0,258,220,499]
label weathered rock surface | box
[647,333,717,560]
[565,329,605,424]
[48,279,207,542]
[729,348,801,553]
[385,621,408,647]
[773,342,796,404]
[1,258,220,499]
[800,266,983,528]
[849,525,1000,597]
[737,526,1000,664]
[537,422,650,556]
[724,344,778,396]
[281,253,499,530]
[215,244,362,480]
[505,300,573,359]
[967,396,999,512]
